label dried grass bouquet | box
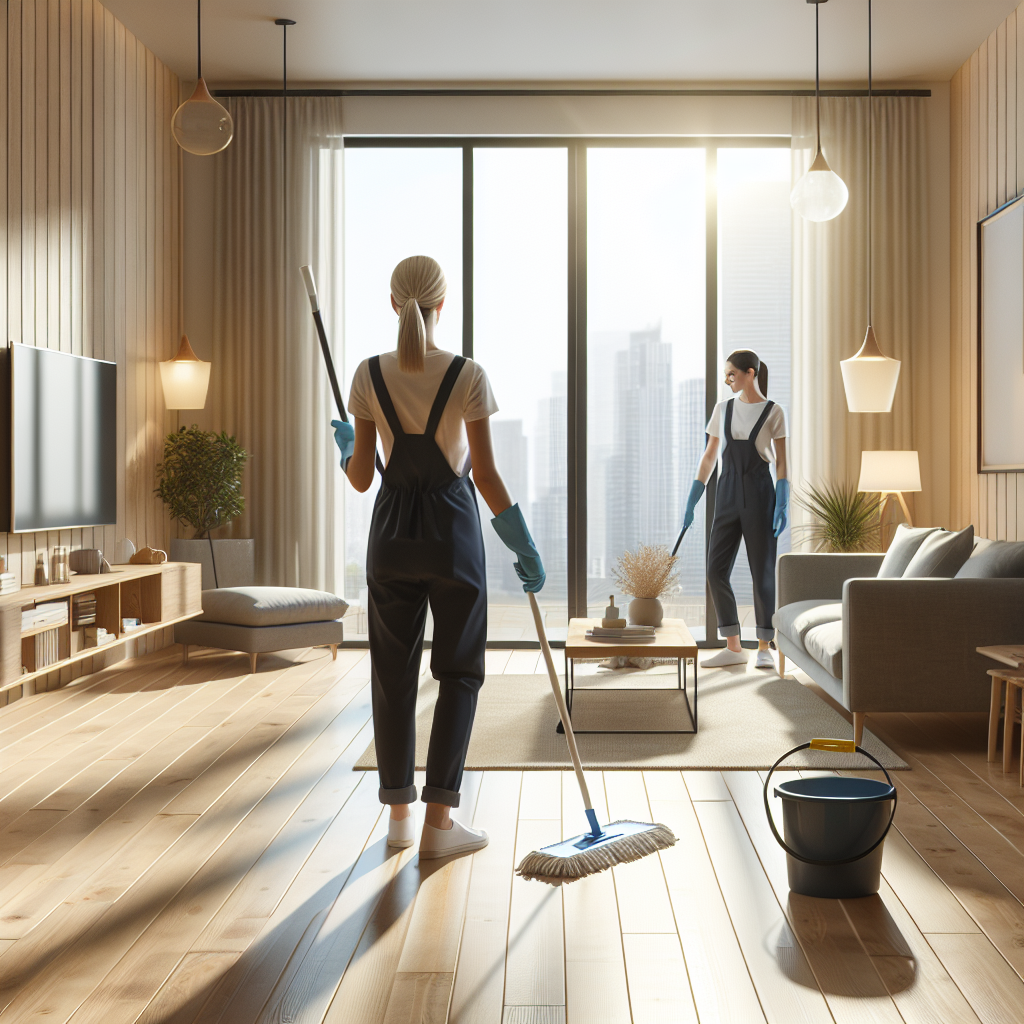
[612,544,679,600]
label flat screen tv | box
[10,343,117,532]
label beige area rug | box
[354,666,908,771]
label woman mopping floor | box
[682,349,789,670]
[334,255,545,857]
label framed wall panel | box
[978,194,1024,471]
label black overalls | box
[366,355,487,808]
[706,398,778,643]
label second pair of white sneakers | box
[701,648,776,671]
[387,814,489,858]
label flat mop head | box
[516,819,676,886]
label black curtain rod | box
[212,87,931,99]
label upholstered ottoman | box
[174,586,348,672]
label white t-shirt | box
[706,397,788,464]
[348,348,498,475]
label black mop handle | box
[671,524,690,557]
[301,266,384,475]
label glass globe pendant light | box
[171,0,234,156]
[791,0,849,222]
[841,0,900,412]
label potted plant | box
[156,425,253,589]
[612,544,679,627]
[792,481,882,552]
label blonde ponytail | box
[390,255,447,373]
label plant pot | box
[170,538,255,591]
[627,597,663,627]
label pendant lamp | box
[840,0,901,412]
[160,335,211,409]
[791,0,849,222]
[172,0,234,156]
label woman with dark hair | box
[681,349,789,670]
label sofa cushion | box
[955,539,1024,579]
[804,620,844,679]
[877,525,939,578]
[197,586,348,627]
[903,526,974,578]
[774,600,843,646]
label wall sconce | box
[160,335,211,409]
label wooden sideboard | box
[0,562,202,696]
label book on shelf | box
[22,601,69,632]
[84,626,116,648]
[34,627,60,668]
[72,593,97,627]
[587,625,657,637]
[585,630,657,644]
[0,572,18,594]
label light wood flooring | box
[0,644,1021,1022]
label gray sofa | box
[773,552,1024,744]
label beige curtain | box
[208,97,345,589]
[791,96,944,533]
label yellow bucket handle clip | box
[808,737,857,754]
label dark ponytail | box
[726,348,768,397]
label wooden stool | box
[987,668,1024,777]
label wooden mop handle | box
[528,591,594,813]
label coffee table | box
[562,617,699,734]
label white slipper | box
[701,648,749,668]
[387,814,416,848]
[754,649,776,671]
[419,818,489,859]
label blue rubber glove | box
[683,479,705,530]
[773,478,790,538]
[331,419,354,468]
[491,503,546,593]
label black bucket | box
[764,739,897,899]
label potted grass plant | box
[792,481,882,553]
[157,425,253,589]
[612,544,679,627]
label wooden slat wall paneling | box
[951,1,1024,543]
[1,1,181,700]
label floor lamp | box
[858,451,921,547]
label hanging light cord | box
[867,0,873,327]
[196,0,202,80]
[815,2,822,154]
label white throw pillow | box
[877,525,939,578]
[902,526,975,578]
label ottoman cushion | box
[196,586,348,627]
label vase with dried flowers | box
[612,544,679,627]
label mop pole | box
[529,591,602,838]
[300,266,384,475]
[671,523,690,557]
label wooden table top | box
[977,644,1024,669]
[566,617,698,659]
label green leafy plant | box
[156,425,249,538]
[792,482,882,553]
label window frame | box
[343,135,791,646]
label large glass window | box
[473,148,568,641]
[341,148,463,638]
[717,148,793,641]
[586,148,707,632]
[339,139,790,647]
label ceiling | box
[101,0,1018,87]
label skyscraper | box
[532,372,568,600]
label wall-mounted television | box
[10,343,117,532]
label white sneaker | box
[701,648,749,668]
[419,818,489,859]
[387,814,416,848]
[754,649,776,671]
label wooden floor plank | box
[449,772,523,1024]
[485,651,514,676]
[927,932,1024,1024]
[60,691,377,1024]
[0,680,354,1019]
[505,652,541,675]
[0,656,346,934]
[681,769,732,801]
[504,773,565,1012]
[724,771,902,1024]
[622,933,696,1024]
[693,798,833,1024]
[561,771,632,1024]
[135,951,242,1024]
[646,771,765,1024]
[842,879,984,1024]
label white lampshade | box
[840,326,901,413]
[160,335,211,409]
[858,451,921,493]
[171,79,233,156]
[790,149,849,222]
